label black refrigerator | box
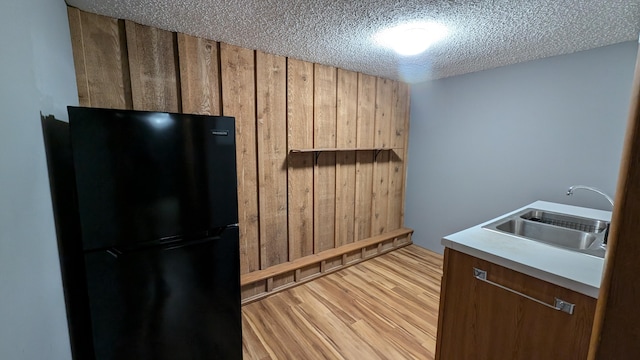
[47,107,242,360]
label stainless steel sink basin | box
[518,209,608,233]
[483,208,609,258]
[494,219,597,249]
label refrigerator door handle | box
[162,237,216,251]
[207,224,238,237]
[106,248,122,258]
[104,236,219,257]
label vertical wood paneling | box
[287,59,315,260]
[67,8,131,109]
[125,20,180,112]
[313,64,338,254]
[256,51,289,270]
[177,33,221,115]
[67,8,412,299]
[220,43,260,281]
[371,78,393,235]
[335,69,358,246]
[354,74,377,241]
[387,81,408,231]
[400,84,411,226]
[67,8,89,106]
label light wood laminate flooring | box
[242,245,443,359]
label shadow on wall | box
[41,114,94,359]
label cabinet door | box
[436,249,596,360]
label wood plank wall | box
[67,7,411,301]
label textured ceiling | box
[65,0,640,83]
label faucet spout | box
[566,185,614,208]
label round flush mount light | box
[375,22,448,56]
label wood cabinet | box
[436,249,596,360]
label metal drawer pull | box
[473,267,575,315]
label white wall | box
[0,0,77,359]
[406,41,638,253]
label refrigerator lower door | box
[83,227,241,360]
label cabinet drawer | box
[436,249,596,360]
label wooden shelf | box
[289,147,402,163]
[290,147,402,153]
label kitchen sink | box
[519,209,608,233]
[494,219,597,249]
[483,208,609,258]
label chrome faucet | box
[566,185,614,208]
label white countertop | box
[441,201,611,298]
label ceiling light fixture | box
[375,22,448,56]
